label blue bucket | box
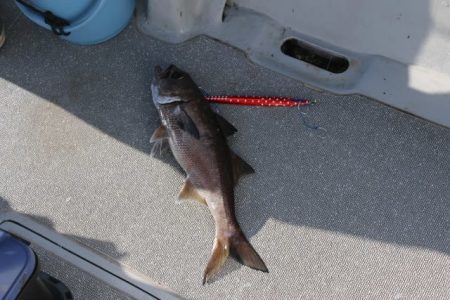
[16,0,136,45]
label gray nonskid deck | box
[0,2,449,299]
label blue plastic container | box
[16,0,135,45]
[0,230,72,299]
[0,230,36,299]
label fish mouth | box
[155,64,186,80]
[152,64,195,105]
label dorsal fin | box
[231,152,255,184]
[215,113,237,136]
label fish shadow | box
[208,258,243,284]
[228,101,450,257]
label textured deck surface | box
[1,2,449,299]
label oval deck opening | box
[281,38,349,74]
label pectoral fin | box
[150,139,171,157]
[174,106,200,139]
[232,153,255,184]
[178,179,207,205]
[150,125,170,156]
[150,125,168,143]
[215,113,237,136]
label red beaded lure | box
[205,95,314,107]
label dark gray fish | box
[150,65,268,284]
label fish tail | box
[203,238,229,285]
[202,231,268,284]
[229,230,268,273]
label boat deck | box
[1,2,449,299]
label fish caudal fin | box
[229,231,268,273]
[203,238,229,285]
[202,232,268,284]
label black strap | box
[16,0,71,36]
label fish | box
[150,65,268,284]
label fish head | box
[151,65,200,106]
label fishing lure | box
[205,95,314,107]
[205,93,322,130]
